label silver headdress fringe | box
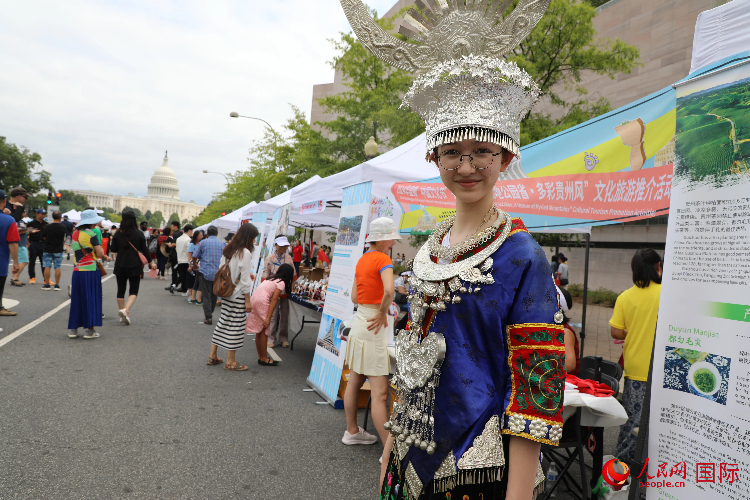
[340,0,550,159]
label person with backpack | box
[206,222,259,371]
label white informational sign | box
[254,208,280,292]
[307,181,372,404]
[646,61,750,499]
[300,199,327,215]
[248,212,267,293]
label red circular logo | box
[602,458,630,487]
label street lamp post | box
[365,136,379,159]
[203,170,230,186]
[229,112,277,135]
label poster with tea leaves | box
[647,58,750,500]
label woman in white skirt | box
[206,222,259,371]
[342,217,400,448]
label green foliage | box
[510,0,641,144]
[532,232,583,250]
[144,210,153,220]
[317,11,424,165]
[393,264,407,277]
[567,284,619,308]
[122,206,143,220]
[675,80,750,188]
[58,189,91,213]
[150,211,164,228]
[408,234,429,249]
[0,136,52,200]
[197,10,424,226]
[168,212,180,225]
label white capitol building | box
[73,152,206,221]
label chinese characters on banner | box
[307,182,372,404]
[647,60,750,500]
[300,199,327,215]
[391,80,676,234]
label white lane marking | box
[267,347,282,362]
[1,299,20,308]
[0,274,115,349]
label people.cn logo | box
[603,458,630,490]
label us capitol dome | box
[72,151,206,222]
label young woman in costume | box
[339,1,566,498]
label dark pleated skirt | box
[68,270,103,330]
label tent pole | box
[580,233,590,360]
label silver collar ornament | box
[385,210,515,456]
[339,0,549,158]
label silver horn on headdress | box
[339,0,549,158]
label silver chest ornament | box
[385,211,514,455]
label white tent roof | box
[62,209,81,222]
[690,0,750,74]
[291,133,435,207]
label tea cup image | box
[688,361,721,400]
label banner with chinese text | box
[646,60,750,499]
[393,84,677,233]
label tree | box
[168,212,180,225]
[0,136,52,199]
[123,206,143,220]
[509,0,640,144]
[144,210,153,221]
[58,190,91,213]
[316,11,424,166]
[196,10,424,226]
[150,211,164,228]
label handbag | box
[160,242,170,258]
[213,259,241,298]
[130,241,148,266]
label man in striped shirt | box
[191,225,225,325]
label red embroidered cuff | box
[502,323,566,444]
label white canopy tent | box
[62,209,81,222]
[690,0,750,74]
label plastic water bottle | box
[545,463,559,497]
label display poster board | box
[247,212,267,293]
[307,181,372,404]
[390,84,677,234]
[646,60,750,499]
[254,207,281,292]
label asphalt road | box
[0,265,621,499]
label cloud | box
[0,0,398,207]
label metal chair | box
[580,356,623,382]
[541,357,620,499]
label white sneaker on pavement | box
[83,329,100,339]
[118,309,130,325]
[342,426,378,445]
[68,330,79,338]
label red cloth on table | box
[566,374,615,397]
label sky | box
[0,0,398,207]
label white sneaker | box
[118,309,130,325]
[68,329,79,338]
[379,456,383,464]
[181,292,189,297]
[83,329,100,339]
[342,427,378,445]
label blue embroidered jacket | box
[402,219,566,488]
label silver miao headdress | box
[340,0,549,158]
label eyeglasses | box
[436,149,503,170]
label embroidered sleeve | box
[501,236,565,444]
[502,323,565,444]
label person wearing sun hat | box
[341,217,401,452]
[67,209,110,339]
[262,235,296,348]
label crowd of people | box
[0,181,662,495]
